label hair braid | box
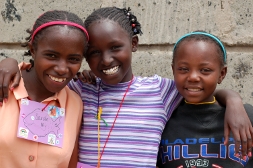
[85,7,143,38]
[22,10,87,56]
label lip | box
[102,65,120,75]
[184,87,203,97]
[43,74,68,93]
[48,75,67,83]
[185,88,203,92]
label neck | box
[22,69,55,102]
[185,96,216,105]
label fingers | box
[2,82,9,103]
[79,70,96,85]
[82,70,92,83]
[10,73,21,89]
[224,121,230,146]
[2,72,21,103]
[0,71,12,104]
[76,70,96,85]
[76,70,90,83]
[223,100,253,158]
[231,126,253,158]
[240,122,253,158]
[246,126,253,157]
[89,71,96,85]
[239,129,247,157]
[224,122,252,158]
[0,71,4,104]
[73,72,79,82]
[231,130,241,157]
[77,71,88,83]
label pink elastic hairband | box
[31,21,89,42]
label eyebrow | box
[43,50,59,54]
[177,61,212,66]
[43,50,82,56]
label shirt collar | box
[13,70,67,108]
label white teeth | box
[48,75,66,82]
[103,66,119,75]
[187,88,201,92]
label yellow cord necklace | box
[185,96,216,105]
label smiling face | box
[86,19,138,85]
[172,40,227,103]
[29,26,86,94]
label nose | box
[54,60,69,75]
[187,70,200,82]
[101,51,113,66]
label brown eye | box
[178,67,188,72]
[201,68,212,72]
[89,50,100,56]
[69,57,82,63]
[201,68,213,74]
[111,46,120,50]
[46,54,56,58]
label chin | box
[101,76,120,85]
[48,87,64,94]
[103,80,119,85]
[185,98,202,103]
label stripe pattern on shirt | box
[68,75,182,168]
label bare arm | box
[214,89,253,157]
[0,58,20,103]
[0,58,252,158]
[68,137,79,168]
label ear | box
[171,64,175,76]
[28,42,36,59]
[132,35,139,52]
[218,66,227,84]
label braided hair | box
[22,10,88,62]
[173,31,226,66]
[85,7,142,38]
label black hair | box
[84,7,142,38]
[22,10,88,70]
[173,31,226,66]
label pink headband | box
[31,21,89,42]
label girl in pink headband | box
[0,10,88,168]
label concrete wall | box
[0,0,252,104]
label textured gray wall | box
[1,0,253,103]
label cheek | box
[87,58,98,69]
[174,76,184,86]
[205,77,219,88]
[124,51,133,62]
[174,73,185,82]
[70,64,82,76]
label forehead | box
[175,40,220,63]
[39,25,85,41]
[36,26,86,53]
[87,19,130,41]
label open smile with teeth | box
[48,75,66,82]
[186,88,202,92]
[103,66,119,75]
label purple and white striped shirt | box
[68,75,182,168]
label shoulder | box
[134,75,175,86]
[63,86,83,105]
[61,86,83,123]
[68,79,99,94]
